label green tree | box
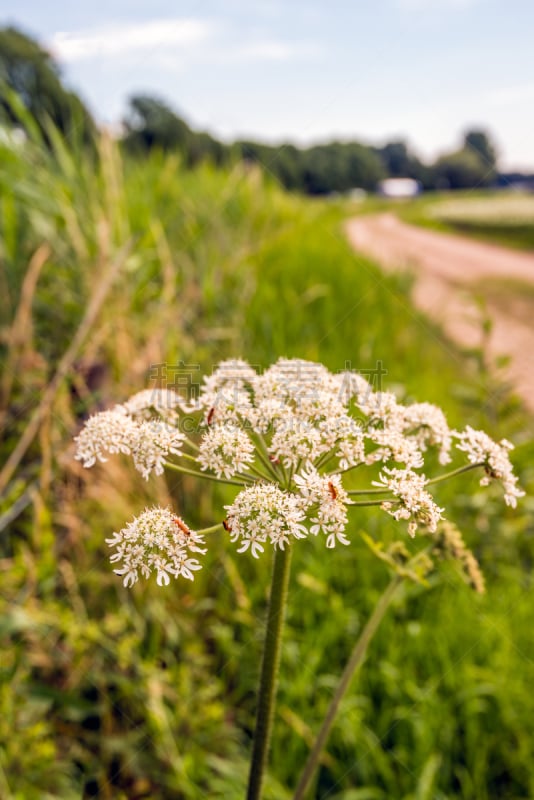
[123,94,229,167]
[464,129,497,171]
[0,26,95,144]
[434,147,491,189]
[122,94,193,154]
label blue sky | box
[3,0,534,169]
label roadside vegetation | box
[395,191,534,252]
[1,111,533,799]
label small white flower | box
[335,370,374,406]
[401,402,452,465]
[357,391,401,426]
[294,466,352,547]
[74,407,138,468]
[202,359,258,394]
[131,420,186,480]
[455,426,525,507]
[366,427,424,469]
[373,467,444,536]
[225,484,308,557]
[123,388,182,422]
[197,424,255,478]
[106,507,207,587]
[329,415,366,470]
[269,415,328,469]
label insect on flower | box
[173,517,191,536]
[222,519,232,532]
[328,481,338,500]
[207,407,215,425]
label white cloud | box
[50,18,214,62]
[49,19,320,70]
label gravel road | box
[345,212,534,412]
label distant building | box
[377,178,421,198]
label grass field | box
[1,127,533,799]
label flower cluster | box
[74,357,524,587]
[455,425,524,507]
[74,407,185,480]
[225,484,308,557]
[293,467,352,548]
[198,424,255,478]
[373,467,444,536]
[106,507,206,587]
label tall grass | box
[0,126,533,799]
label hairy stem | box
[247,545,293,800]
[293,575,401,800]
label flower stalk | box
[293,574,402,800]
[247,544,293,800]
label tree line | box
[0,26,515,194]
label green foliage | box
[464,129,497,171]
[0,26,95,146]
[434,148,491,190]
[1,121,533,799]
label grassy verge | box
[1,130,533,799]
[396,191,534,252]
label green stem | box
[425,462,484,486]
[247,544,293,800]
[197,523,224,535]
[314,449,337,471]
[293,575,401,800]
[349,499,393,507]
[331,462,364,476]
[247,463,276,483]
[180,451,201,465]
[256,433,284,481]
[164,461,249,488]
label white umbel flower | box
[253,358,345,422]
[131,420,186,480]
[199,388,253,426]
[294,466,352,548]
[123,388,181,421]
[225,484,308,557]
[197,424,255,478]
[202,358,258,394]
[329,415,365,470]
[455,426,525,507]
[357,391,401,426]
[401,402,452,465]
[366,427,424,469]
[335,370,373,406]
[373,467,445,536]
[269,415,330,469]
[74,407,138,468]
[106,507,207,587]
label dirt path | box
[345,213,534,412]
